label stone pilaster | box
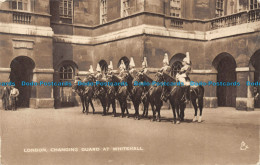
[29,68,54,109]
[236,67,255,111]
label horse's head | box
[155,72,164,82]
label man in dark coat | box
[1,86,10,110]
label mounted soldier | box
[107,61,114,78]
[176,52,191,103]
[160,53,172,101]
[129,57,138,79]
[118,60,127,81]
[139,57,149,75]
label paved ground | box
[0,106,260,165]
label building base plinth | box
[30,98,54,109]
[236,97,254,111]
[204,97,218,108]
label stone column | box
[236,67,255,111]
[29,69,54,109]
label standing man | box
[1,86,10,110]
[10,85,19,111]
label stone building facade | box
[0,0,260,110]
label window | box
[59,65,74,82]
[249,0,260,10]
[170,0,181,17]
[216,0,224,17]
[10,0,34,12]
[121,0,130,17]
[59,0,73,18]
[100,0,107,24]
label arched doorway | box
[169,53,186,77]
[118,57,130,70]
[10,56,35,107]
[99,60,108,75]
[213,53,237,107]
[250,49,260,108]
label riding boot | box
[184,86,190,103]
[161,90,169,102]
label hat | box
[89,65,94,74]
[142,57,148,67]
[129,57,135,68]
[183,52,190,64]
[96,63,101,72]
[163,53,169,65]
[108,61,113,70]
[119,60,126,70]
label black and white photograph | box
[0,0,260,164]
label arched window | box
[171,61,183,77]
[59,65,74,82]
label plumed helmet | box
[142,57,148,68]
[108,61,113,70]
[89,65,94,74]
[183,52,190,64]
[96,63,102,72]
[129,57,135,68]
[119,60,126,70]
[163,53,169,65]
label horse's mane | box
[143,74,153,83]
[163,72,176,82]
[112,75,121,83]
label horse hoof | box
[177,121,180,124]
[192,116,197,122]
[198,116,202,123]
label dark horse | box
[159,72,204,123]
[158,73,185,124]
[94,78,109,116]
[136,72,153,118]
[124,72,144,120]
[72,77,95,114]
[149,73,164,122]
[106,74,129,117]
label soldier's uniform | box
[129,57,138,79]
[118,60,127,81]
[107,61,114,78]
[160,53,172,102]
[139,57,149,75]
[176,52,191,102]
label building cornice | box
[0,23,53,37]
[53,21,260,45]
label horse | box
[94,78,108,116]
[123,72,144,120]
[112,74,129,118]
[158,72,185,124]
[72,77,95,114]
[189,82,204,122]
[106,74,120,117]
[142,72,164,122]
[136,72,153,118]
[159,72,205,123]
[82,76,96,115]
